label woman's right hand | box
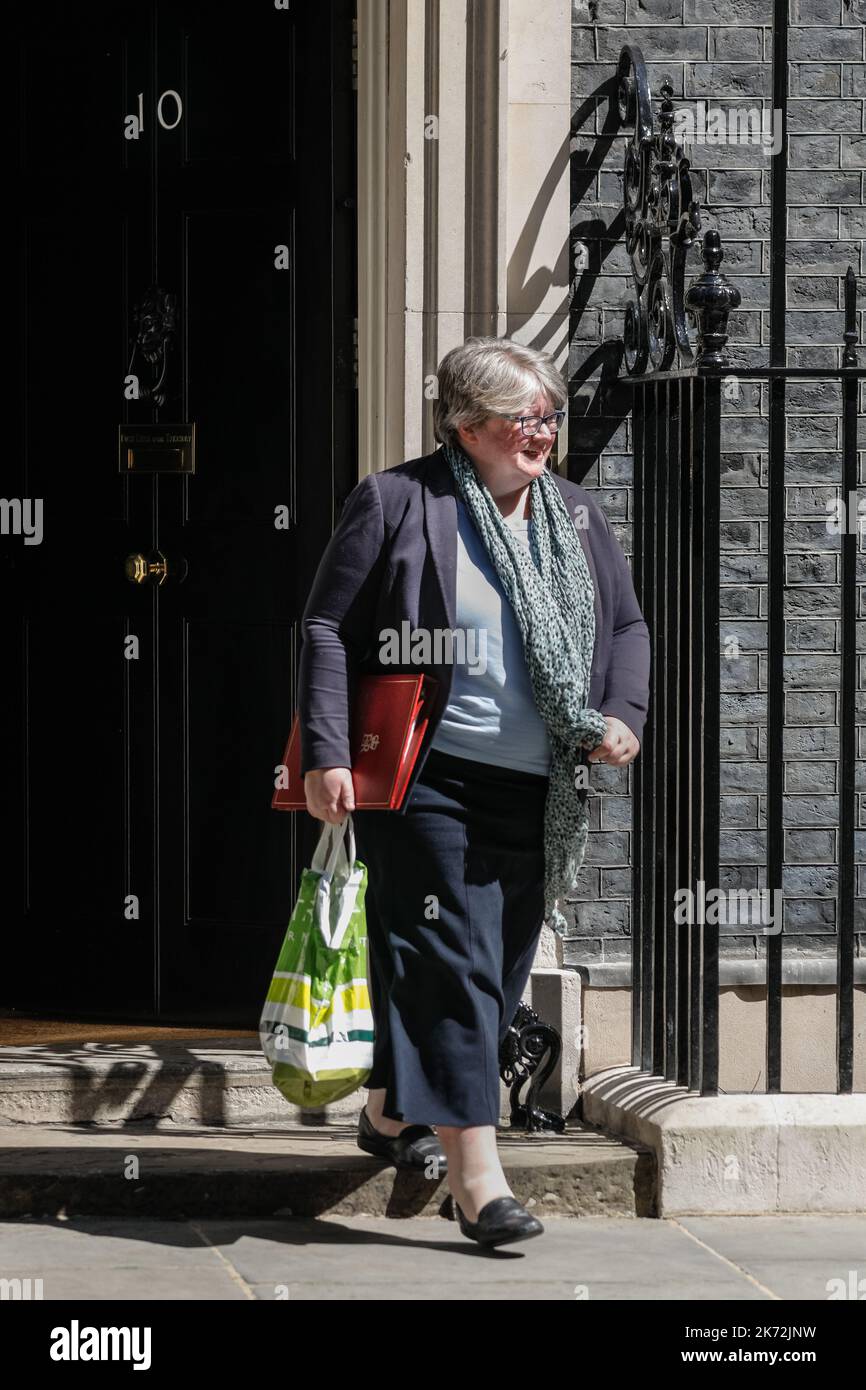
[304,767,356,824]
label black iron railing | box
[615,41,865,1096]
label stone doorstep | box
[0,968,583,1129]
[0,1040,317,1128]
[580,1065,866,1218]
[0,1122,655,1221]
[0,1042,573,1130]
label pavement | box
[2,1212,865,1300]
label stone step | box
[0,1033,573,1130]
[0,1036,311,1129]
[0,1120,655,1220]
[0,1025,653,1219]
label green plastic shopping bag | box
[259,814,374,1108]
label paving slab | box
[677,1216,866,1301]
[2,1213,863,1300]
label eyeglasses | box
[495,410,566,438]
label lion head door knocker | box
[125,285,178,408]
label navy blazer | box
[297,444,651,808]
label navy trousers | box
[352,746,549,1127]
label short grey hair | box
[432,336,567,449]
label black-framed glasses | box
[495,409,565,438]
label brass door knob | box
[124,549,186,585]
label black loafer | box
[356,1105,448,1175]
[455,1195,544,1247]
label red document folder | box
[272,673,439,811]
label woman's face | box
[455,390,558,497]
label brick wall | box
[567,0,865,970]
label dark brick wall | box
[567,0,865,969]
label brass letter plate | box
[118,423,196,473]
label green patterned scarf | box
[442,440,608,937]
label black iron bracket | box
[499,1001,566,1134]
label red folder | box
[272,673,439,812]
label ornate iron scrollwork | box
[616,45,740,373]
[499,1001,566,1134]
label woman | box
[299,337,650,1247]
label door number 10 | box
[124,91,183,140]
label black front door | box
[3,0,357,1024]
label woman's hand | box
[587,716,640,767]
[304,767,356,823]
